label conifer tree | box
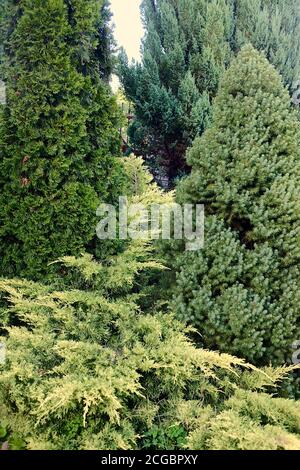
[174,46,300,367]
[0,0,124,279]
[119,0,300,182]
[233,0,300,87]
[65,0,115,82]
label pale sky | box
[110,0,144,62]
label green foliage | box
[0,0,125,280]
[119,0,300,181]
[142,424,187,450]
[122,154,174,204]
[185,387,300,449]
[173,46,300,371]
[0,0,299,453]
[123,154,154,197]
[0,248,300,450]
[64,0,116,82]
[233,0,300,88]
[121,154,175,310]
[93,153,175,262]
[0,422,26,450]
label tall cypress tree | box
[119,0,300,183]
[173,45,300,367]
[0,0,124,279]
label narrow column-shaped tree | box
[0,0,124,279]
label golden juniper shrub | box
[0,249,299,450]
[122,154,175,205]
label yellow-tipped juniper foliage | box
[0,248,300,450]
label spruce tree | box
[174,46,300,367]
[119,0,300,182]
[0,0,124,279]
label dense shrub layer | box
[0,251,299,450]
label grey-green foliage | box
[233,0,300,87]
[173,45,300,369]
[119,0,300,181]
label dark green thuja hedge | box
[174,46,300,368]
[0,0,124,279]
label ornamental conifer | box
[120,0,300,182]
[0,0,124,279]
[174,46,300,366]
